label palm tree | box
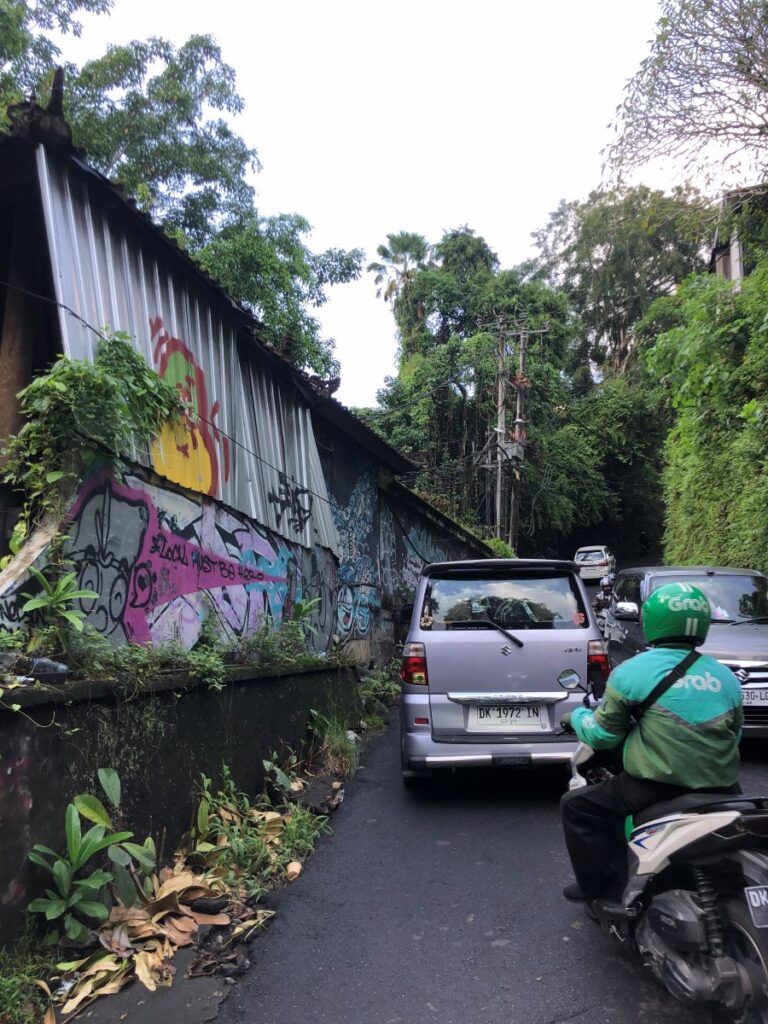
[367,232,431,305]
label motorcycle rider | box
[592,573,616,612]
[560,581,743,905]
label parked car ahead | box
[399,559,610,783]
[604,565,768,736]
[574,545,616,581]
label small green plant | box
[25,768,153,944]
[309,710,359,777]
[288,597,321,637]
[359,657,401,720]
[0,628,26,653]
[485,536,516,558]
[188,764,329,900]
[262,753,295,792]
[27,811,131,944]
[0,935,56,1024]
[22,566,98,633]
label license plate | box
[745,886,768,928]
[743,689,768,706]
[469,704,549,732]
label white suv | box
[574,545,616,581]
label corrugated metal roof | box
[36,143,340,554]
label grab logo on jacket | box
[672,670,722,693]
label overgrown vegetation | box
[185,765,330,902]
[13,748,340,1021]
[0,937,55,1024]
[1,332,183,546]
[644,261,768,569]
[359,658,401,728]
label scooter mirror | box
[558,669,582,691]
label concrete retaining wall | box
[0,665,360,945]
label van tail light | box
[587,640,610,690]
[401,642,428,686]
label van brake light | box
[587,640,610,684]
[401,642,428,686]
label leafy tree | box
[608,0,768,183]
[2,4,363,377]
[532,186,709,371]
[65,35,256,248]
[198,212,363,376]
[367,222,669,558]
[367,231,431,304]
[0,0,110,119]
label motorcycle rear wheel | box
[720,898,768,1024]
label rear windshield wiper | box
[730,616,768,626]
[444,619,524,647]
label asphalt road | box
[219,714,768,1024]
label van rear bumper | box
[400,698,579,772]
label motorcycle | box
[570,742,768,1021]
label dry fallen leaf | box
[285,861,302,881]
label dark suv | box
[603,566,768,735]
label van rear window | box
[420,572,588,630]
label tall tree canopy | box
[608,0,768,183]
[1,1,362,376]
[0,0,110,114]
[531,185,710,372]
[364,225,666,560]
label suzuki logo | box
[736,669,751,683]
[500,644,514,656]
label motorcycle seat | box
[634,791,755,826]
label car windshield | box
[648,574,768,623]
[575,550,605,562]
[421,571,589,630]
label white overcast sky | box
[58,0,665,407]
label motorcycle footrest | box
[590,898,640,922]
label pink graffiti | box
[66,471,287,644]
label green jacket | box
[571,646,743,788]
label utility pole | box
[509,326,528,550]
[478,318,515,540]
[478,318,548,546]
[495,326,506,539]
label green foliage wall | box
[647,263,768,571]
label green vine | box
[1,331,184,544]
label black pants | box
[560,773,740,900]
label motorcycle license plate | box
[469,704,549,732]
[745,886,768,928]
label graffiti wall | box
[0,458,487,659]
[378,496,478,609]
[61,467,306,648]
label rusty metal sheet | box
[36,146,339,555]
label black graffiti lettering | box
[150,533,189,567]
[237,564,266,584]
[268,472,313,533]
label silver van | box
[399,559,609,783]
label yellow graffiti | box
[151,419,214,495]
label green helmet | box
[642,582,711,646]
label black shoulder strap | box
[634,649,701,722]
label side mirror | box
[614,601,639,621]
